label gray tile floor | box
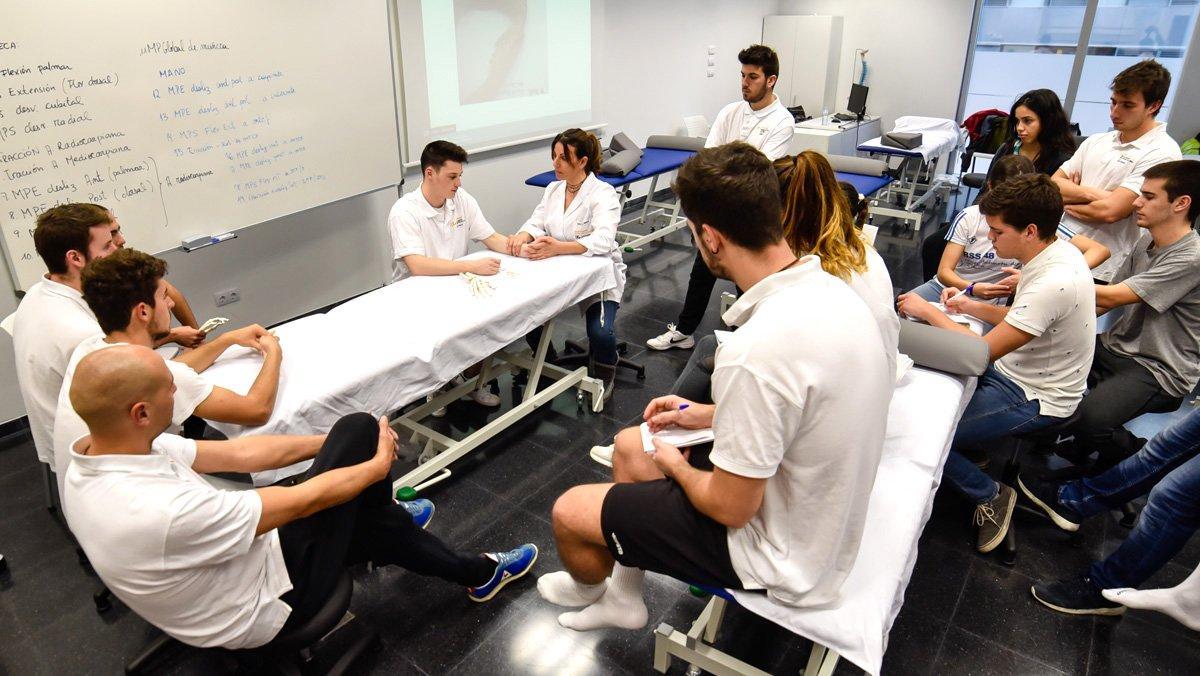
[2,197,1199,674]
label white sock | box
[558,563,648,631]
[537,570,607,607]
[1103,564,1200,631]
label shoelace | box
[490,548,521,567]
[973,503,999,528]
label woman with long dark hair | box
[993,88,1076,177]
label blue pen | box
[678,404,689,412]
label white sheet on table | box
[202,252,616,485]
[731,366,976,675]
[859,116,965,163]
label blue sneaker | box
[468,544,538,602]
[399,499,435,529]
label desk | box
[789,115,882,157]
[203,253,617,489]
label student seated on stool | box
[388,140,513,414]
[62,345,537,649]
[538,142,893,630]
[1063,160,1200,472]
[52,249,283,497]
[896,174,1096,554]
[1022,407,1200,621]
[12,204,119,474]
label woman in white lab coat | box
[507,128,626,400]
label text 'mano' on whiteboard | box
[0,0,402,291]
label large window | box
[961,0,1199,135]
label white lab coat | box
[519,172,626,307]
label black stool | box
[125,572,377,675]
[995,413,1083,566]
[558,339,645,380]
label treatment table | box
[654,364,976,675]
[526,145,698,252]
[856,116,966,230]
[202,252,617,490]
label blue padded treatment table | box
[525,147,698,252]
[523,147,697,189]
[834,171,893,198]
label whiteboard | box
[0,0,402,291]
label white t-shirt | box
[11,276,101,467]
[387,185,496,283]
[52,334,214,497]
[1058,122,1182,282]
[995,239,1097,418]
[63,433,291,649]
[933,205,1078,303]
[713,255,892,608]
[707,95,795,160]
[846,246,901,379]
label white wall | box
[773,0,975,130]
[0,0,778,425]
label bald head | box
[70,345,173,435]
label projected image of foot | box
[454,0,548,105]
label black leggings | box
[277,413,494,630]
[676,250,719,336]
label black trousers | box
[1071,338,1183,473]
[277,413,493,631]
[676,251,719,336]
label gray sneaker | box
[974,483,1016,553]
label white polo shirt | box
[63,433,292,649]
[1059,122,1182,281]
[52,334,214,497]
[713,255,892,608]
[707,94,795,160]
[387,185,496,283]
[11,276,101,467]
[995,239,1096,418]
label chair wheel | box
[94,590,113,614]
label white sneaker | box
[468,388,501,407]
[428,394,447,418]
[646,324,694,351]
[589,444,614,468]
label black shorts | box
[600,478,742,590]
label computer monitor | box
[847,84,869,117]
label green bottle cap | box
[396,486,418,502]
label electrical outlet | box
[214,287,241,307]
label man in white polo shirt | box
[897,174,1096,553]
[1053,59,1181,282]
[537,143,892,631]
[52,248,283,497]
[11,203,118,471]
[647,44,796,352]
[388,140,511,411]
[388,140,510,282]
[62,345,537,649]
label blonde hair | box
[774,151,868,281]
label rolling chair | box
[126,571,378,675]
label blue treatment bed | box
[525,147,698,252]
[525,147,896,252]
